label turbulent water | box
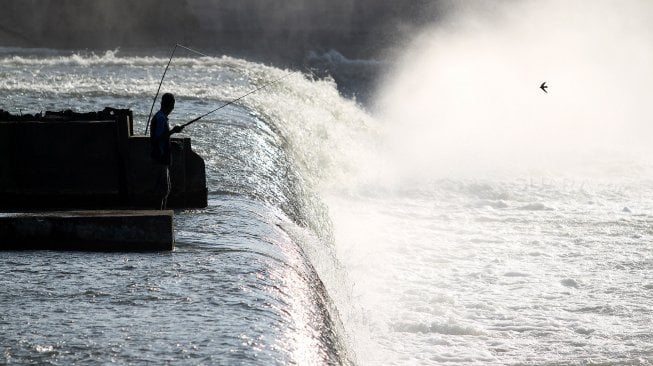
[0,49,358,365]
[3,2,653,365]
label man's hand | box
[170,125,183,134]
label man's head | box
[161,93,175,115]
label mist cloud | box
[375,0,653,179]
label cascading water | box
[2,1,653,364]
[0,50,365,365]
[319,1,653,365]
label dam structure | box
[0,108,208,251]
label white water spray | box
[323,1,653,365]
[375,0,653,180]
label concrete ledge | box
[0,210,174,251]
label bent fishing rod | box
[178,72,292,130]
[145,44,212,134]
[145,43,292,134]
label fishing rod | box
[144,44,212,135]
[145,43,293,133]
[179,72,293,130]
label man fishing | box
[144,45,293,210]
[150,92,183,209]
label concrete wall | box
[0,120,122,208]
[125,136,208,208]
[0,210,174,251]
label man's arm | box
[170,125,183,135]
[151,127,182,142]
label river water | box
[2,2,653,364]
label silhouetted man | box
[150,93,183,209]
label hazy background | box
[0,0,444,62]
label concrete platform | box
[0,210,174,251]
[0,109,207,210]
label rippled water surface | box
[2,48,653,365]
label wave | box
[0,49,246,67]
[391,321,485,336]
[518,203,554,211]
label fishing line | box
[145,43,293,134]
[179,72,293,130]
[144,44,212,134]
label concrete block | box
[0,210,174,251]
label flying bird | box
[540,82,548,93]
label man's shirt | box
[150,110,171,165]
